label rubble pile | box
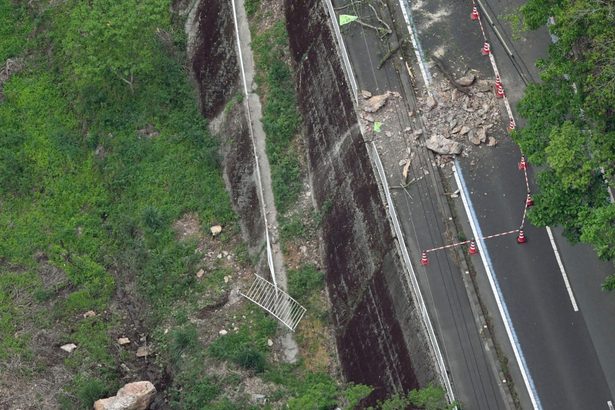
[419,76,502,156]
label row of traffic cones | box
[421,231,528,265]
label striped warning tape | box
[424,229,519,254]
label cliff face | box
[285,0,435,402]
[191,0,240,119]
[189,0,264,248]
[190,0,435,403]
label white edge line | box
[607,399,614,410]
[323,0,359,104]
[398,0,432,93]
[454,162,542,410]
[546,227,579,312]
[322,0,455,402]
[371,142,456,404]
[230,0,277,288]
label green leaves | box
[517,0,615,284]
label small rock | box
[385,131,393,138]
[223,275,230,284]
[83,310,96,318]
[210,225,222,237]
[456,73,476,86]
[118,337,131,346]
[136,346,150,358]
[137,124,160,139]
[487,137,498,146]
[468,130,481,145]
[476,80,492,92]
[477,127,488,143]
[426,95,437,111]
[196,269,205,279]
[60,343,77,353]
[451,89,460,101]
[363,113,375,122]
[219,329,228,336]
[299,245,307,254]
[361,90,372,99]
[449,118,458,129]
[217,253,222,259]
[460,126,470,135]
[413,129,423,136]
[267,339,274,347]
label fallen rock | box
[426,95,437,111]
[477,127,488,143]
[475,80,492,93]
[267,339,274,347]
[136,346,150,358]
[196,269,205,279]
[459,126,470,135]
[468,130,481,145]
[83,310,96,318]
[456,73,476,86]
[94,381,156,410]
[60,343,77,353]
[361,90,372,99]
[363,92,389,113]
[118,337,131,346]
[487,137,498,146]
[137,124,159,139]
[425,135,463,155]
[210,225,222,237]
[219,329,228,336]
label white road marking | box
[398,0,542,406]
[546,227,579,312]
[607,400,614,410]
[454,164,543,410]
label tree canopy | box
[516,0,615,290]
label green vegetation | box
[288,264,325,305]
[252,21,303,215]
[515,0,615,289]
[0,0,233,407]
[369,385,454,410]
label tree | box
[515,0,615,290]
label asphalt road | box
[403,0,615,408]
[330,0,509,408]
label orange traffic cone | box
[468,239,479,255]
[526,193,534,208]
[517,229,527,244]
[471,6,480,20]
[507,118,516,132]
[481,41,491,55]
[495,76,505,98]
[420,251,429,266]
[518,156,527,170]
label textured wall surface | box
[191,0,240,118]
[286,0,435,403]
[190,0,264,250]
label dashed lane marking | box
[546,227,580,312]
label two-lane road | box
[399,0,615,408]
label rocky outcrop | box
[94,381,156,410]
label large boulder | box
[425,134,463,155]
[94,381,156,410]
